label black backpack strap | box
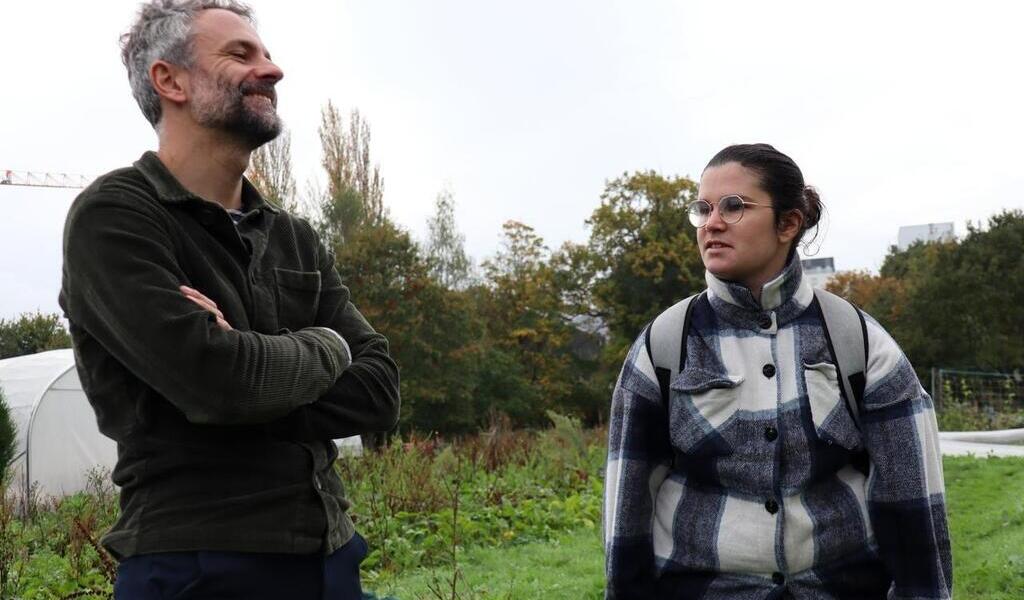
[814,288,869,428]
[644,292,703,403]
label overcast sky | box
[2,0,1023,320]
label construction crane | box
[1,169,91,190]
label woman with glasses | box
[604,144,951,599]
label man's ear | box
[776,209,804,245]
[150,60,188,105]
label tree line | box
[243,104,705,433]
[2,104,1021,433]
[826,209,1024,377]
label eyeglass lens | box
[688,195,746,227]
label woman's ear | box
[776,209,804,245]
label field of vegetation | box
[0,412,605,599]
[1,412,1022,599]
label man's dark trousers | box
[113,532,369,599]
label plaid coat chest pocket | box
[804,362,862,451]
[667,367,743,458]
[273,268,322,331]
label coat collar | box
[133,151,278,214]
[704,254,813,330]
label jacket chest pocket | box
[273,268,321,330]
[667,368,743,457]
[804,362,862,451]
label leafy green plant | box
[0,387,15,487]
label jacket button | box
[764,426,778,442]
[772,572,785,585]
[759,314,772,329]
[762,364,776,378]
[765,499,779,514]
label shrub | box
[0,312,71,360]
[0,387,15,487]
[937,399,1024,432]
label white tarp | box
[0,349,361,499]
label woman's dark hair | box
[705,143,823,254]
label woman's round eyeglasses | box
[687,195,769,228]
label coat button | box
[759,314,772,329]
[765,499,779,514]
[772,572,785,585]
[762,364,776,378]
[764,426,778,442]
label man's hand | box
[180,285,233,331]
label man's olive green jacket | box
[59,151,399,559]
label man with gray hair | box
[58,1,400,598]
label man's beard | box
[191,69,282,149]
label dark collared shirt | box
[59,151,400,559]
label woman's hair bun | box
[803,186,823,230]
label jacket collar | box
[133,151,278,214]
[704,254,813,330]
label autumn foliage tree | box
[584,171,704,348]
[826,270,907,327]
[311,105,490,434]
[476,221,576,425]
[317,103,385,247]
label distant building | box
[897,222,955,251]
[801,257,835,289]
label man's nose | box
[254,56,284,84]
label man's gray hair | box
[120,0,255,128]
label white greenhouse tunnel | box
[0,349,114,499]
[0,349,362,500]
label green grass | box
[944,457,1024,599]
[368,526,604,600]
[373,457,1024,600]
